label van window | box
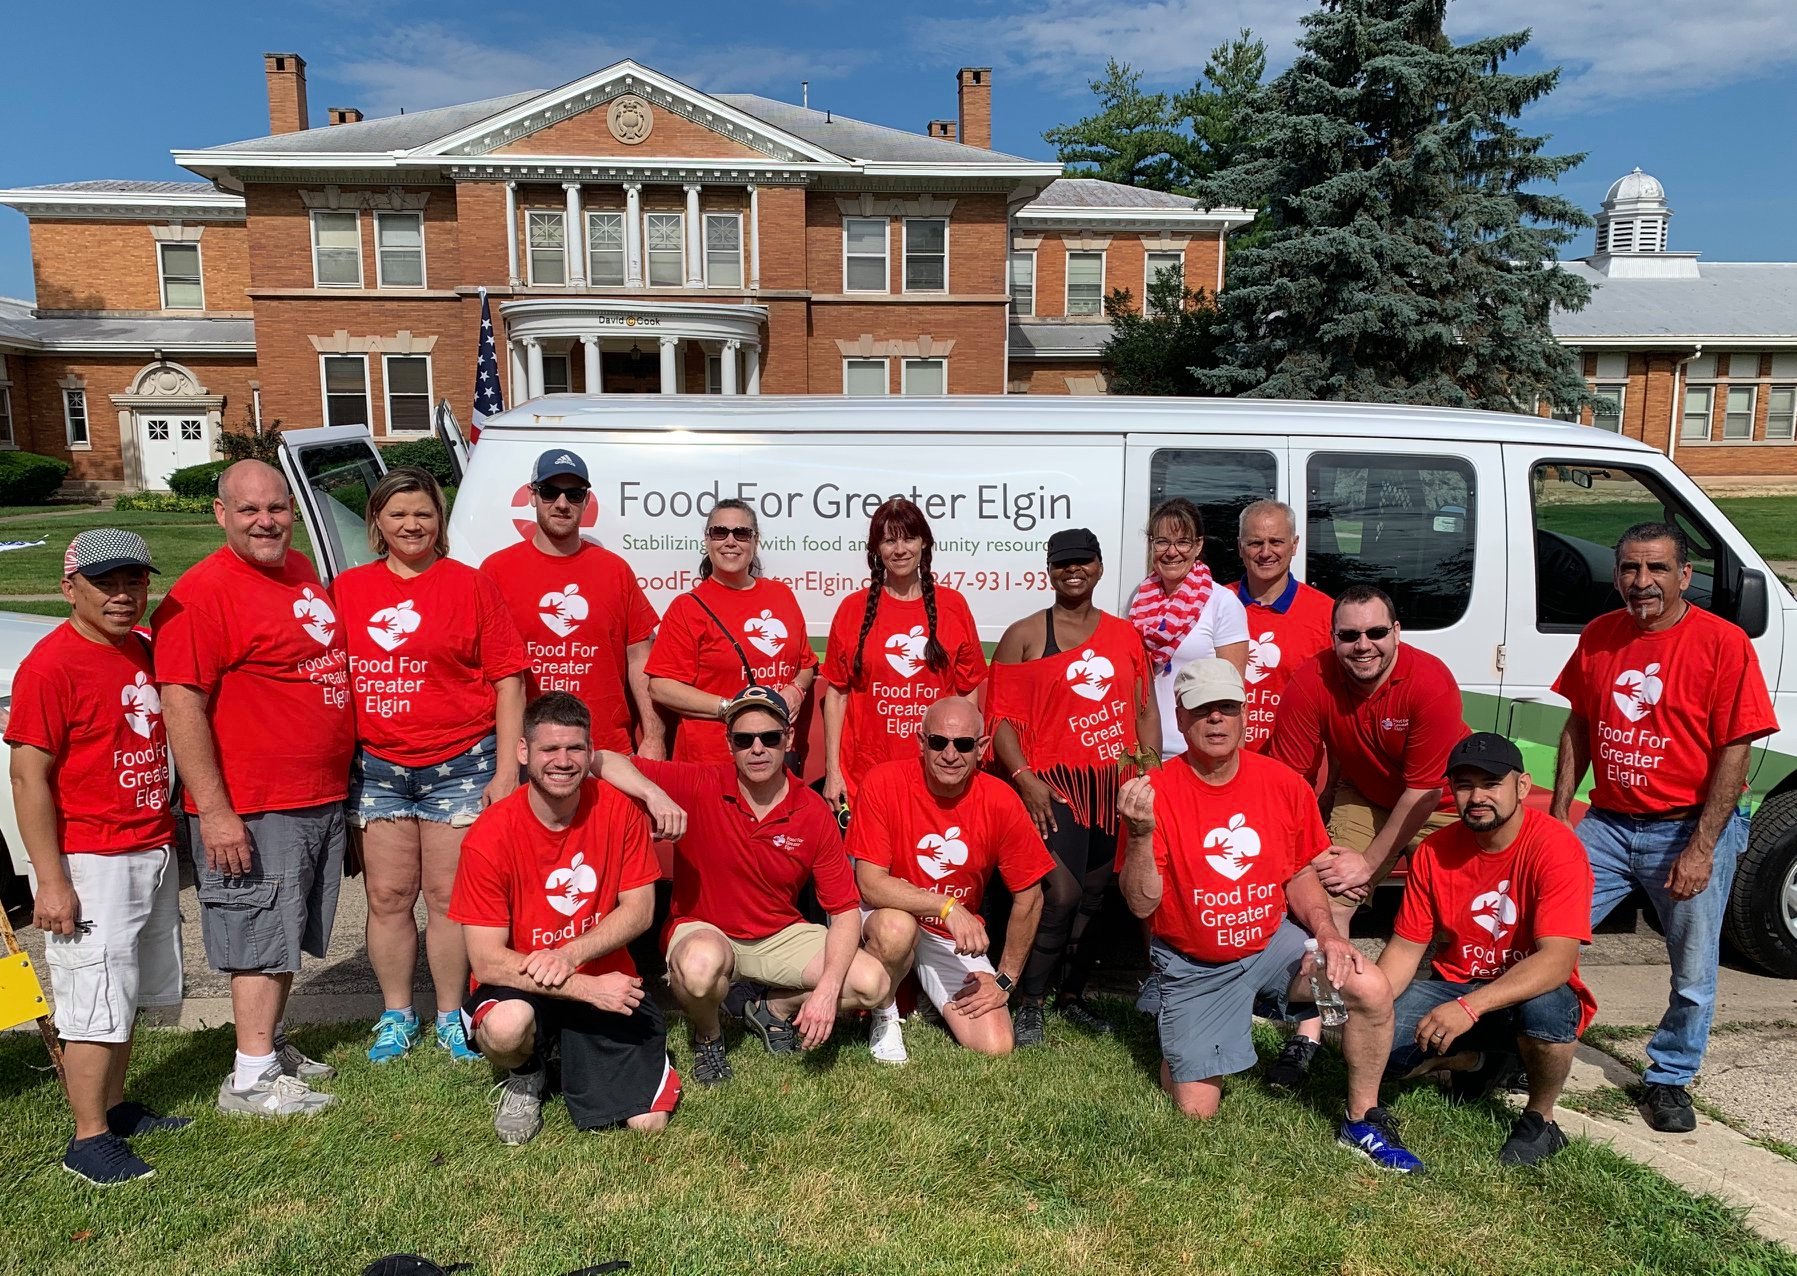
[1529,462,1720,630]
[1305,453,1475,630]
[1147,448,1278,584]
[293,440,384,578]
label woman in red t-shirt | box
[334,468,529,1066]
[821,498,986,810]
[646,498,816,763]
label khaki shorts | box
[666,919,827,991]
[44,847,183,1044]
[1323,781,1458,907]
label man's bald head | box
[214,459,295,567]
[217,459,287,506]
[922,696,982,739]
[917,696,987,797]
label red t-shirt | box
[151,546,353,814]
[4,623,173,855]
[1238,579,1334,754]
[1149,750,1328,962]
[846,759,1052,938]
[638,759,857,943]
[334,557,530,767]
[448,779,660,979]
[1269,645,1467,812]
[1553,605,1778,813]
[821,588,987,797]
[645,577,817,763]
[480,539,659,754]
[1393,807,1598,1033]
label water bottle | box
[1305,938,1348,1027]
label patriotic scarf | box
[1128,561,1215,675]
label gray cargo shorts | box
[188,803,346,974]
[1142,921,1313,1084]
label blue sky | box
[4,0,1794,302]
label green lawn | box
[1715,498,1797,563]
[0,513,313,599]
[3,1008,1790,1276]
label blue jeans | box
[1580,806,1746,1086]
[1385,978,1581,1078]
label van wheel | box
[1726,790,1797,978]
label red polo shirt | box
[637,759,858,944]
[1234,576,1334,754]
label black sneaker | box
[1013,1001,1047,1048]
[106,1101,192,1138]
[691,1033,733,1086]
[1056,999,1115,1036]
[62,1132,154,1186]
[1499,1110,1569,1166]
[1265,1036,1321,1092]
[1449,1050,1519,1105]
[1642,1083,1697,1133]
[743,999,801,1055]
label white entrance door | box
[137,414,212,489]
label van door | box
[1121,434,1285,601]
[1291,439,1506,728]
[433,399,469,487]
[277,424,388,584]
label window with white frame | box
[902,358,947,395]
[311,211,361,287]
[322,356,370,427]
[1066,252,1104,317]
[375,212,425,287]
[587,212,626,287]
[383,355,431,433]
[542,354,571,395]
[1009,251,1035,317]
[844,218,888,292]
[158,242,203,309]
[904,218,947,292]
[527,211,567,285]
[1681,386,1713,442]
[844,359,888,394]
[1145,251,1183,298]
[645,213,684,286]
[1591,383,1625,433]
[1767,386,1797,441]
[63,388,89,447]
[1724,385,1756,440]
[705,213,743,288]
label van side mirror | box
[1736,568,1769,638]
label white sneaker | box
[491,1067,545,1145]
[869,1010,908,1065]
[275,1037,337,1081]
[217,1064,337,1118]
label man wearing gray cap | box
[6,530,187,1184]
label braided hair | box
[697,497,764,580]
[850,498,948,686]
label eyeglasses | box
[1334,626,1394,644]
[924,734,980,754]
[707,525,756,543]
[1150,538,1198,553]
[535,483,590,505]
[729,729,785,751]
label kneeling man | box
[450,692,681,1144]
[853,697,1051,1061]
[1118,659,1421,1172]
[1378,733,1596,1166]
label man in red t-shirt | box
[852,697,1052,1061]
[640,686,889,1085]
[480,450,665,757]
[1233,500,1333,754]
[450,692,681,1144]
[1551,522,1777,1135]
[6,530,187,1185]
[1117,659,1420,1171]
[1380,733,1596,1167]
[153,460,354,1119]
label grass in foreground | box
[0,513,313,598]
[4,1006,1792,1276]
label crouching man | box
[1117,659,1423,1173]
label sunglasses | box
[535,483,590,505]
[729,729,785,751]
[1334,626,1393,644]
[1188,702,1244,717]
[924,734,980,755]
[707,525,756,543]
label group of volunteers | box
[11,447,1774,1185]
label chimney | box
[927,119,958,142]
[264,52,310,134]
[957,67,991,150]
[328,107,364,126]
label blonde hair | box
[366,467,450,559]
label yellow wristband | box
[937,897,956,921]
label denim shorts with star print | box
[348,733,497,828]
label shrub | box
[0,451,71,505]
[217,424,285,466]
[380,437,456,487]
[167,460,231,499]
[114,491,213,513]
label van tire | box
[1727,791,1797,978]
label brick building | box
[0,54,1250,491]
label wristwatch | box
[993,972,1015,994]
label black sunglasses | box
[924,734,979,755]
[535,483,590,504]
[707,525,756,543]
[1334,626,1394,644]
[729,729,785,751]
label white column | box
[582,336,603,394]
[684,184,704,287]
[658,336,679,394]
[624,184,644,287]
[507,339,526,401]
[748,185,761,290]
[562,183,585,287]
[721,339,740,395]
[746,345,761,395]
[524,337,545,399]
[504,181,520,287]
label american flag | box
[471,286,504,442]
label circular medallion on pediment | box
[607,95,654,146]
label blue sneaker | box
[367,1010,421,1064]
[1339,1106,1425,1174]
[435,1014,481,1062]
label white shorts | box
[863,908,994,1012]
[43,847,183,1044]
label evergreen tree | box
[1197,0,1592,411]
[1177,30,1267,184]
[1043,60,1196,188]
[1100,265,1224,396]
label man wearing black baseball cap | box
[1376,731,1597,1166]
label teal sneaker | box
[367,1010,421,1064]
[435,1014,481,1063]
